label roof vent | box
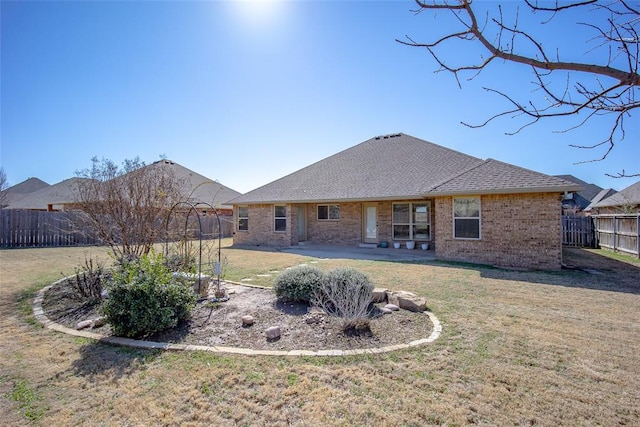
[375,133,402,140]
[374,133,402,139]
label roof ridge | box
[427,158,489,193]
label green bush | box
[273,265,325,303]
[102,251,197,338]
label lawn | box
[1,242,639,426]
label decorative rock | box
[379,307,393,315]
[385,304,400,311]
[397,295,427,313]
[265,326,281,340]
[371,288,388,303]
[75,319,93,330]
[387,291,416,306]
[242,315,255,327]
[76,317,107,330]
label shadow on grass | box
[232,244,640,295]
[401,247,640,295]
[70,341,162,379]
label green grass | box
[6,377,47,423]
[586,247,640,265]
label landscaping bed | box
[42,279,434,351]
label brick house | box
[230,133,580,269]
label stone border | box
[33,277,442,357]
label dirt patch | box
[42,281,433,352]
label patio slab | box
[281,243,435,262]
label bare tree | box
[398,0,639,176]
[74,157,188,260]
[0,167,8,208]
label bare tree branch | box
[0,167,8,208]
[74,157,188,260]
[400,0,640,177]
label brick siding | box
[233,200,435,247]
[233,193,563,269]
[233,204,292,246]
[434,193,563,270]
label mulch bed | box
[42,280,434,352]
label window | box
[238,206,248,231]
[453,197,480,239]
[274,205,287,232]
[317,204,340,220]
[392,202,431,240]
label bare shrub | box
[67,256,107,305]
[312,267,374,332]
[74,157,188,260]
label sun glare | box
[230,0,287,31]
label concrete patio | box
[280,243,436,262]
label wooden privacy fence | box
[1,210,235,249]
[0,210,100,248]
[593,214,640,258]
[562,216,595,247]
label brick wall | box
[234,195,561,269]
[234,200,436,247]
[306,202,363,245]
[233,204,292,246]
[434,193,563,270]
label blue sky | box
[1,0,638,193]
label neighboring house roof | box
[555,175,603,201]
[555,174,607,210]
[1,177,51,208]
[589,180,640,209]
[3,161,242,211]
[4,177,50,194]
[4,178,92,210]
[230,133,580,204]
[147,160,242,209]
[584,188,618,212]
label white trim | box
[392,201,432,241]
[453,196,481,240]
[237,206,249,232]
[274,204,287,233]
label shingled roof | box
[4,178,92,210]
[3,161,241,210]
[555,175,604,203]
[230,133,579,204]
[430,159,581,196]
[4,177,50,194]
[148,160,241,208]
[1,177,51,208]
[590,180,640,208]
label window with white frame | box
[317,204,340,220]
[453,197,481,239]
[392,202,431,240]
[237,206,248,231]
[274,205,287,232]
